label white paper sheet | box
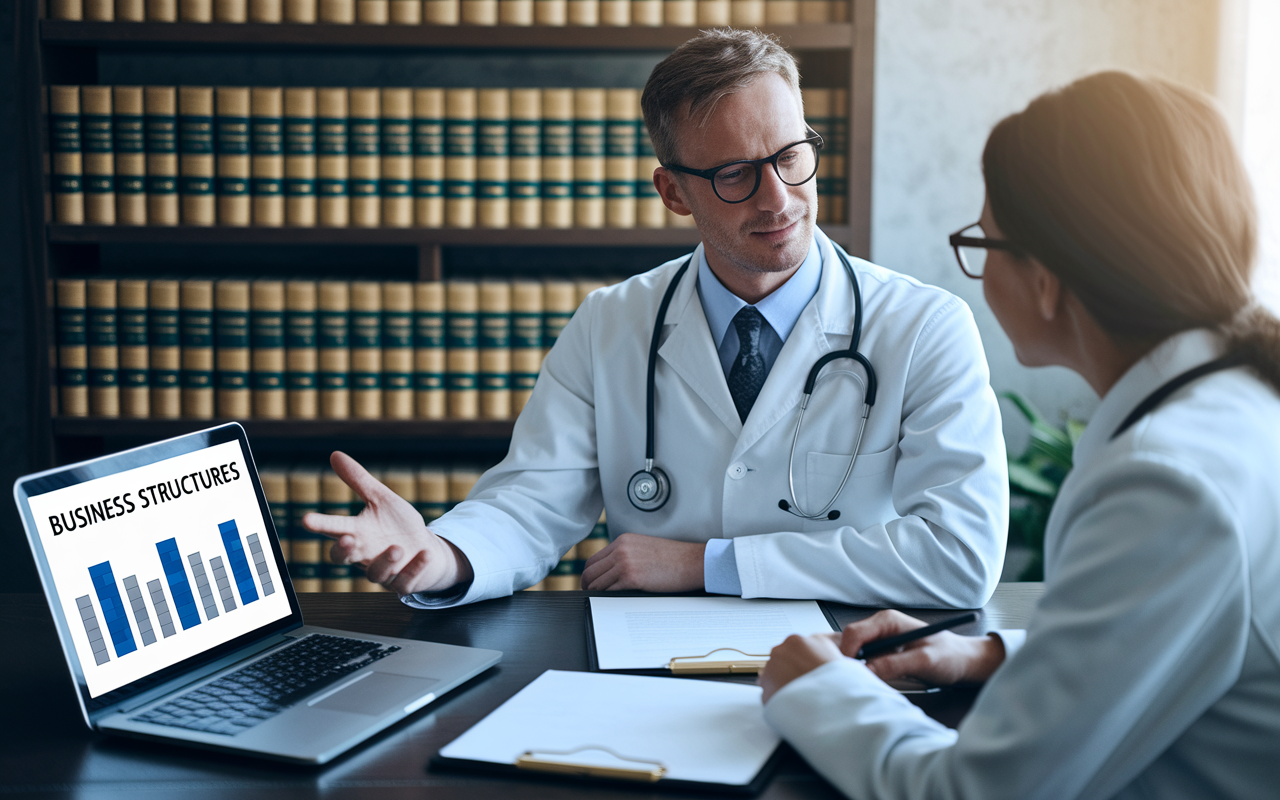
[438,670,780,786]
[588,596,837,671]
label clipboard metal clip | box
[667,648,770,674]
[515,745,668,782]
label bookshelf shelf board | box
[52,417,518,439]
[39,21,855,51]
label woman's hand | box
[759,633,844,704]
[840,610,1007,686]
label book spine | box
[477,89,509,229]
[461,0,497,24]
[113,86,147,226]
[51,1,84,20]
[347,88,381,227]
[148,280,182,419]
[413,88,445,228]
[478,280,511,419]
[425,0,459,24]
[509,88,541,229]
[118,279,151,419]
[541,279,576,358]
[117,0,146,21]
[81,86,116,226]
[86,279,120,418]
[575,279,605,309]
[214,0,249,22]
[214,280,251,418]
[284,87,318,227]
[317,88,349,227]
[499,0,533,25]
[415,467,449,523]
[319,0,355,21]
[729,0,763,25]
[181,0,214,21]
[534,0,566,24]
[599,0,627,24]
[663,0,695,24]
[804,87,833,225]
[390,0,422,23]
[319,470,354,592]
[830,87,848,225]
[350,281,383,419]
[636,120,665,228]
[697,0,728,23]
[511,279,543,415]
[49,86,84,226]
[605,88,637,229]
[55,279,88,418]
[215,86,251,226]
[259,468,291,564]
[251,281,287,419]
[573,89,605,229]
[566,0,595,24]
[382,281,415,419]
[287,469,322,592]
[87,0,114,17]
[144,86,179,226]
[798,0,826,22]
[318,280,351,419]
[251,87,285,227]
[448,466,482,512]
[380,88,414,228]
[284,0,318,22]
[413,281,446,419]
[541,89,573,229]
[446,280,479,419]
[444,88,477,228]
[286,280,319,419]
[631,0,661,24]
[179,86,216,226]
[357,0,389,22]
[764,0,796,23]
[180,280,215,419]
[148,0,179,22]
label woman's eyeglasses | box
[949,222,1022,279]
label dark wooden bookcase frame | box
[15,0,875,468]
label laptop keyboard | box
[130,633,401,736]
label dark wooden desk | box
[0,585,1042,799]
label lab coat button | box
[728,462,747,480]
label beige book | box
[573,88,605,229]
[87,279,120,418]
[631,0,660,25]
[81,86,115,226]
[729,0,763,25]
[350,281,383,419]
[320,471,354,592]
[318,280,351,419]
[381,88,414,228]
[574,279,606,308]
[444,88,477,228]
[804,87,833,224]
[478,280,511,419]
[178,86,216,226]
[284,0,318,22]
[52,0,84,19]
[509,88,540,229]
[663,0,695,25]
[317,88,349,227]
[144,86,179,226]
[348,88,381,228]
[697,0,728,24]
[476,88,509,229]
[829,87,848,225]
[510,280,542,414]
[285,280,319,419]
[318,0,355,21]
[117,0,146,20]
[91,0,120,18]
[248,0,283,20]
[566,0,596,25]
[288,469,323,593]
[118,279,151,419]
[180,0,214,20]
[390,0,422,22]
[356,0,389,22]
[284,87,318,227]
[605,88,637,229]
[415,467,448,522]
[541,279,575,358]
[214,280,252,419]
[534,0,565,25]
[448,465,482,508]
[382,282,415,419]
[425,0,459,24]
[461,0,496,23]
[540,88,573,229]
[499,0,533,25]
[180,280,215,420]
[56,279,89,417]
[599,0,627,24]
[383,467,416,504]
[636,122,665,229]
[259,468,290,563]
[147,0,179,21]
[113,86,147,226]
[251,281,287,419]
[251,87,285,227]
[49,86,83,226]
[446,280,479,419]
[798,0,825,22]
[413,88,445,228]
[215,86,252,227]
[764,0,796,23]
[413,281,446,419]
[148,280,182,419]
[214,0,249,21]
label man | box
[305,29,1008,608]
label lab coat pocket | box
[805,447,897,520]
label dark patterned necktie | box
[728,306,767,423]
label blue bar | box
[156,538,201,630]
[87,561,137,657]
[218,520,259,605]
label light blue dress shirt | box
[699,238,822,594]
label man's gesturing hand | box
[302,451,474,596]
[580,532,706,592]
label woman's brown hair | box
[983,70,1280,392]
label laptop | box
[12,422,502,765]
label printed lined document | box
[589,596,836,671]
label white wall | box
[870,0,1221,444]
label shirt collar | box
[696,237,822,348]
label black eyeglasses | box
[949,222,1022,279]
[662,133,823,204]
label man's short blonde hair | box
[641,29,802,167]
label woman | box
[759,70,1280,799]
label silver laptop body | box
[13,422,501,765]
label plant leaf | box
[998,391,1044,426]
[1067,419,1087,445]
[1008,461,1059,497]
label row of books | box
[50,0,850,27]
[54,276,623,420]
[260,463,604,592]
[48,84,849,229]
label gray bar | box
[209,555,237,612]
[147,579,176,638]
[187,552,219,620]
[122,575,156,646]
[246,533,275,596]
[76,595,110,665]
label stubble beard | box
[697,200,815,277]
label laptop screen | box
[18,426,297,701]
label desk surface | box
[1,585,1043,799]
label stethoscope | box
[627,245,878,521]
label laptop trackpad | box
[312,672,439,716]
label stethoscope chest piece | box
[628,463,670,511]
